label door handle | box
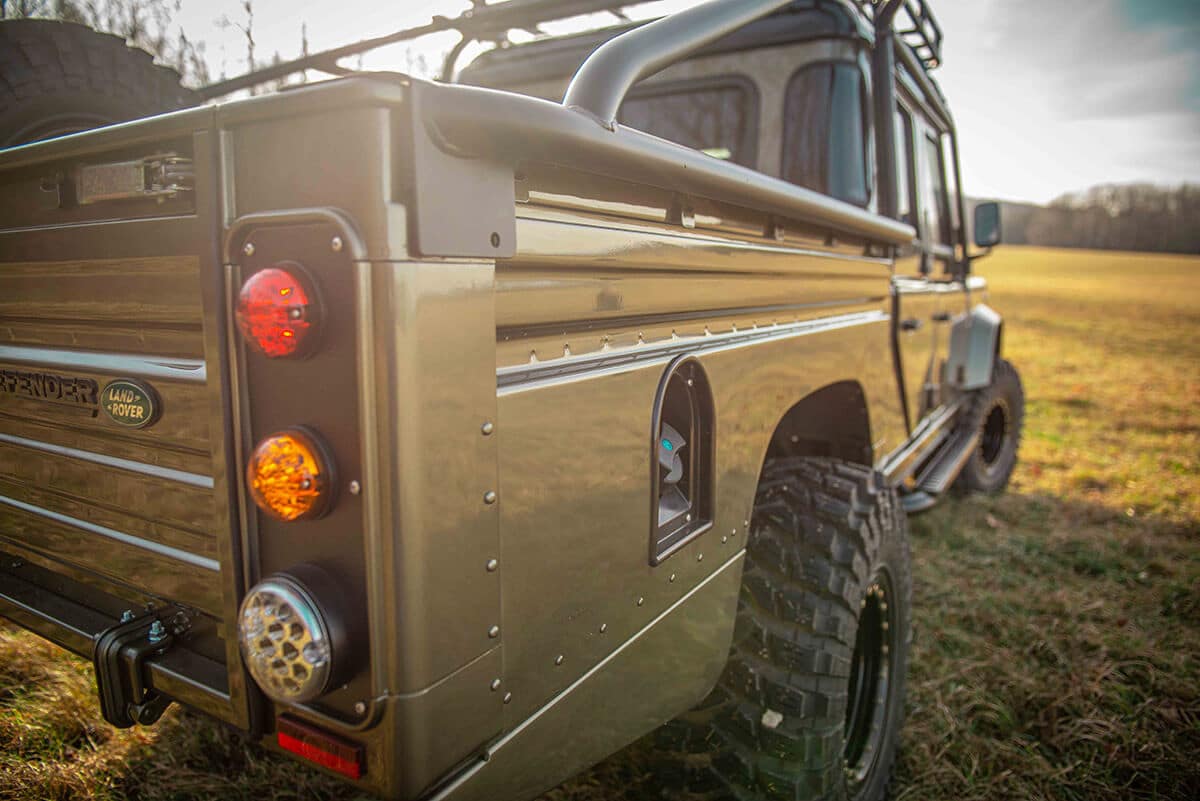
[900,318,923,332]
[932,311,951,322]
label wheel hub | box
[843,578,894,788]
[980,398,1011,467]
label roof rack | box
[861,0,943,70]
[198,0,653,99]
[198,0,945,100]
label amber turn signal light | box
[247,429,333,521]
[236,264,321,358]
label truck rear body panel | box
[0,111,253,731]
[0,56,988,797]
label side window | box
[919,131,951,246]
[781,62,871,208]
[942,134,962,247]
[619,78,759,169]
[895,106,916,226]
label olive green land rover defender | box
[0,2,1022,799]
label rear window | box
[619,77,759,168]
[782,61,871,207]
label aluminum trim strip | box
[513,209,896,269]
[0,431,214,489]
[0,495,220,572]
[497,310,888,391]
[0,345,206,383]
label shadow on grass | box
[2,487,1196,801]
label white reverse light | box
[238,575,334,703]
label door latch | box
[76,153,193,205]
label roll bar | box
[561,0,794,128]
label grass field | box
[2,246,1197,800]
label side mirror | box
[973,201,1002,249]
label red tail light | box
[277,715,364,779]
[236,264,321,358]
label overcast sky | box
[175,0,1200,204]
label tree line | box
[979,184,1200,255]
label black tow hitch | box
[91,606,191,728]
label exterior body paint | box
[0,16,998,794]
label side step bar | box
[881,398,967,486]
[900,425,981,514]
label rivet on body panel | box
[484,490,497,505]
[354,701,367,715]
[490,679,501,691]
[503,692,512,704]
[669,574,676,583]
[488,625,500,638]
[486,559,499,572]
[636,597,644,607]
[348,480,361,496]
[330,236,343,252]
[554,655,564,666]
[697,553,704,562]
[242,242,255,257]
[481,421,495,435]
[599,623,607,634]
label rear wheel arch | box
[764,380,874,469]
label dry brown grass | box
[2,246,1197,800]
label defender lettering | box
[0,368,98,408]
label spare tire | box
[0,18,198,148]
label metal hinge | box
[76,153,194,205]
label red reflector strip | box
[277,715,365,779]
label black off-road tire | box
[954,358,1024,494]
[0,19,197,148]
[656,457,912,801]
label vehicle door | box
[915,120,968,410]
[892,101,942,429]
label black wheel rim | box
[979,398,1011,467]
[843,574,896,789]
